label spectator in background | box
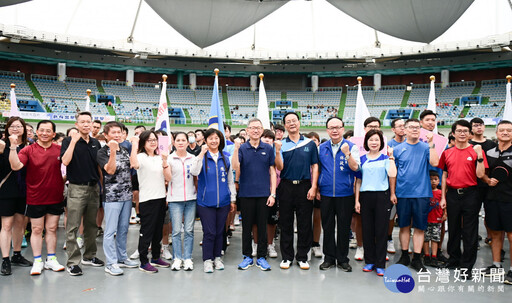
[134,125,146,137]
[304,131,322,258]
[186,131,201,156]
[274,124,285,141]
[343,130,353,140]
[53,132,66,145]
[26,124,35,143]
[195,129,206,146]
[388,118,406,148]
[92,120,102,138]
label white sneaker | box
[30,260,44,275]
[171,259,182,271]
[77,236,84,249]
[44,257,65,272]
[386,255,390,261]
[203,260,214,273]
[312,246,322,258]
[213,257,224,270]
[118,259,138,268]
[387,239,396,254]
[349,238,357,249]
[267,243,278,258]
[130,207,137,224]
[161,245,173,260]
[355,246,364,261]
[234,215,240,226]
[280,260,292,269]
[130,249,140,259]
[226,237,230,246]
[251,242,257,257]
[105,264,123,276]
[298,261,310,270]
[63,242,66,250]
[183,259,194,271]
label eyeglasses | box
[147,139,158,143]
[454,129,470,134]
[327,126,343,131]
[8,125,23,129]
[394,125,405,129]
[285,119,298,125]
[366,125,380,130]
[406,126,421,130]
[497,128,512,133]
[247,126,263,131]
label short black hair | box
[429,170,439,178]
[76,111,92,120]
[261,129,275,141]
[325,116,344,128]
[364,117,381,128]
[420,110,437,121]
[343,130,353,139]
[134,125,146,131]
[497,120,512,128]
[470,117,484,125]
[405,118,420,127]
[451,119,472,134]
[93,119,102,125]
[37,120,56,133]
[103,121,123,135]
[274,124,285,132]
[66,127,78,136]
[282,111,300,124]
[120,123,128,135]
[224,122,231,132]
[363,129,385,152]
[391,118,403,128]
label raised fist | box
[9,134,18,146]
[70,131,81,143]
[234,138,242,149]
[340,142,350,155]
[387,146,394,157]
[108,140,119,151]
[473,144,483,157]
[274,140,282,152]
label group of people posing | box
[0,109,511,285]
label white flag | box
[503,81,512,121]
[9,85,20,117]
[427,78,438,134]
[353,82,370,137]
[257,76,271,129]
[85,94,90,112]
[155,79,170,132]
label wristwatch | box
[270,193,276,198]
[345,153,351,160]
[477,158,484,163]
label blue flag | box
[208,72,226,140]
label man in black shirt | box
[61,112,105,276]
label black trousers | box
[278,180,313,262]
[446,187,481,270]
[360,191,391,268]
[240,197,269,258]
[138,198,166,265]
[320,195,354,264]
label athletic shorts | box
[267,199,279,225]
[0,197,26,217]
[424,222,442,242]
[396,197,430,231]
[313,198,321,209]
[25,202,64,219]
[484,200,512,232]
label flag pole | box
[503,75,512,121]
[9,83,20,117]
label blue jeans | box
[168,200,196,260]
[103,201,132,265]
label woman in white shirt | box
[167,132,201,271]
[130,130,171,273]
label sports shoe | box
[312,246,322,258]
[105,264,123,276]
[203,260,214,273]
[484,264,503,277]
[251,242,257,257]
[82,257,104,267]
[130,207,138,224]
[429,257,444,268]
[171,259,182,271]
[337,262,352,272]
[139,263,158,273]
[150,258,170,268]
[376,268,385,276]
[67,265,83,276]
[268,243,278,258]
[118,259,138,268]
[319,261,335,270]
[504,270,512,285]
[349,238,357,249]
[280,260,292,269]
[30,260,44,275]
[363,264,375,272]
[214,257,224,270]
[437,250,449,263]
[11,254,32,267]
[1,259,12,275]
[397,253,410,266]
[161,245,173,260]
[410,258,426,272]
[44,257,65,272]
[97,227,104,237]
[256,257,271,271]
[386,255,390,261]
[238,256,254,270]
[387,240,396,253]
[226,237,230,246]
[354,246,364,261]
[21,236,28,248]
[298,261,310,270]
[424,256,433,267]
[63,242,66,250]
[77,236,84,249]
[130,249,139,259]
[183,259,194,271]
[234,215,240,226]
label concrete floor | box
[1,214,510,303]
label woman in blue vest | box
[191,128,236,273]
[355,129,397,276]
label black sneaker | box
[501,249,505,262]
[337,262,352,272]
[397,253,410,266]
[423,256,432,267]
[410,258,426,272]
[67,265,83,276]
[504,270,512,285]
[1,259,12,275]
[430,257,444,268]
[436,250,449,263]
[319,261,335,270]
[82,257,105,267]
[484,264,503,277]
[11,254,33,267]
[96,227,104,237]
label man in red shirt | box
[438,120,487,273]
[8,120,65,276]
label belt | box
[449,186,476,195]
[282,179,310,185]
[70,181,98,186]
